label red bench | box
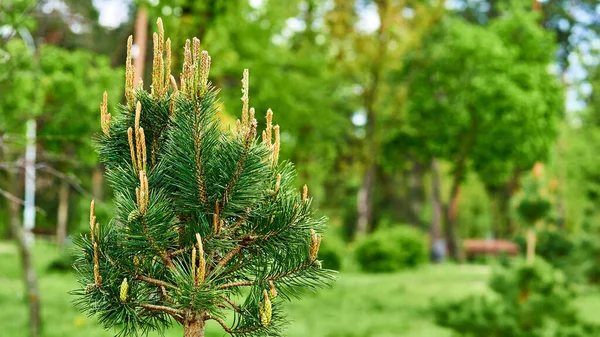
[463,239,519,259]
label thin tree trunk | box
[445,179,464,262]
[133,6,149,87]
[355,2,390,238]
[23,119,37,245]
[408,158,425,227]
[183,318,205,337]
[56,180,70,248]
[430,159,445,262]
[356,163,375,236]
[8,178,40,337]
[444,118,478,261]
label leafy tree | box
[325,0,445,236]
[404,6,562,259]
[73,20,334,337]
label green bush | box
[317,234,344,270]
[433,258,600,337]
[355,225,428,273]
[513,229,597,284]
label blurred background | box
[2,0,600,336]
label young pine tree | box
[72,19,334,337]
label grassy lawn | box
[1,240,598,337]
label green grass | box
[0,241,598,337]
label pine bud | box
[309,229,322,262]
[133,255,140,267]
[260,289,272,326]
[84,283,96,295]
[128,210,142,223]
[269,281,278,298]
[120,278,129,303]
[274,174,281,194]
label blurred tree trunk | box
[430,159,445,262]
[357,163,376,235]
[133,6,148,86]
[355,1,389,237]
[56,180,69,248]
[444,177,464,262]
[408,158,425,227]
[488,170,520,238]
[8,174,40,337]
[444,118,478,261]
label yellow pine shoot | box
[100,91,111,137]
[120,278,129,302]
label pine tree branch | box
[141,218,175,269]
[214,246,242,271]
[220,295,242,312]
[139,303,184,322]
[205,315,262,334]
[136,275,177,290]
[216,261,314,290]
[209,233,257,278]
[221,131,253,208]
[168,247,188,257]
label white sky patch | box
[93,0,130,29]
[352,109,367,127]
[355,3,379,33]
[41,0,68,14]
[249,0,264,9]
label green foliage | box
[514,173,553,225]
[433,258,600,337]
[355,226,428,273]
[72,22,334,337]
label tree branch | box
[205,315,262,334]
[220,295,242,312]
[216,261,313,290]
[139,303,184,323]
[136,275,178,290]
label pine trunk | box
[183,319,205,337]
[56,180,70,248]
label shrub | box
[513,228,595,283]
[433,258,600,337]
[355,225,428,273]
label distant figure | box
[431,239,446,262]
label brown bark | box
[444,180,464,262]
[56,180,70,248]
[8,179,40,337]
[133,6,149,87]
[430,159,442,240]
[355,2,389,237]
[408,158,425,227]
[356,163,376,236]
[184,318,205,337]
